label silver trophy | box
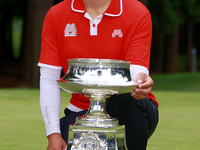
[57,58,137,150]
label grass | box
[151,72,200,92]
[147,91,200,150]
[148,72,200,150]
[0,89,70,150]
[0,72,200,150]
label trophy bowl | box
[57,58,137,128]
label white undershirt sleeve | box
[130,65,149,81]
[39,66,62,137]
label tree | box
[149,0,183,73]
[180,0,200,71]
[0,0,63,87]
[0,0,200,88]
[0,0,26,71]
[20,0,54,87]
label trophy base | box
[66,125,127,150]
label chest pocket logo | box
[112,29,123,38]
[64,23,77,37]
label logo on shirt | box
[64,23,77,37]
[112,29,123,38]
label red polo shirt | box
[38,0,158,109]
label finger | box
[131,92,146,100]
[131,90,147,100]
[62,142,67,150]
[138,78,154,89]
[136,85,153,93]
[63,146,67,150]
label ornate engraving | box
[73,132,107,150]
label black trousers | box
[60,93,159,150]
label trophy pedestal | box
[66,93,127,150]
[67,125,127,150]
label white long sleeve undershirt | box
[39,67,62,136]
[39,64,149,136]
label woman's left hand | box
[131,73,154,100]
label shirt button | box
[93,24,95,27]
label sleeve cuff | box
[38,63,62,70]
[130,65,149,81]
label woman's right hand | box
[47,133,67,150]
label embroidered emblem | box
[112,29,123,38]
[64,23,77,36]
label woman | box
[38,0,159,149]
